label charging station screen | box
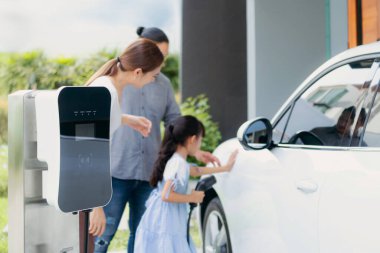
[58,87,112,212]
[75,123,95,140]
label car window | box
[272,108,291,143]
[281,59,376,147]
[360,69,380,147]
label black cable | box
[187,205,196,244]
[187,176,216,245]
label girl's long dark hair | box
[150,115,205,187]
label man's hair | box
[342,106,356,120]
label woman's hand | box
[224,150,239,172]
[194,150,221,166]
[89,207,106,237]
[123,114,152,137]
[190,190,205,203]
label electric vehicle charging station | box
[8,87,112,253]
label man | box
[311,106,357,146]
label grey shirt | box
[111,73,181,181]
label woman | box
[87,38,164,241]
[86,38,163,138]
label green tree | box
[72,49,118,86]
[161,54,179,93]
[180,94,222,165]
[0,51,77,94]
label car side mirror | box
[237,118,273,150]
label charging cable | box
[187,176,216,245]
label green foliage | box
[72,49,118,86]
[0,146,7,198]
[181,94,222,165]
[0,169,7,199]
[0,49,179,93]
[161,54,179,93]
[0,198,7,253]
[0,49,120,95]
[0,100,6,145]
[0,147,7,252]
[0,51,76,93]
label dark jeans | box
[94,177,153,253]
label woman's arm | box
[121,114,152,137]
[190,150,238,177]
[161,180,204,203]
[89,207,106,237]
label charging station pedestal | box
[9,87,112,253]
[8,90,79,253]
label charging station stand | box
[8,90,79,253]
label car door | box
[316,62,380,253]
[269,57,380,253]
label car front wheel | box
[202,198,232,253]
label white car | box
[198,42,380,253]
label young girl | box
[134,115,238,253]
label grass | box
[190,218,202,248]
[0,198,7,253]
[108,229,129,251]
[108,208,130,251]
[0,146,6,171]
[0,146,7,253]
[0,146,7,198]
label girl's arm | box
[190,150,238,177]
[121,114,152,137]
[161,180,204,203]
[190,165,228,177]
[193,150,221,166]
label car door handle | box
[296,180,318,194]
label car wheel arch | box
[200,187,219,227]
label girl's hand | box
[89,207,106,237]
[224,150,239,172]
[124,115,152,137]
[194,150,221,166]
[190,190,205,203]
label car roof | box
[272,42,380,124]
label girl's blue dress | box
[134,153,197,253]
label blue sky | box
[0,0,181,56]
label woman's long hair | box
[85,38,163,85]
[150,116,205,187]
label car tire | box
[202,198,233,253]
